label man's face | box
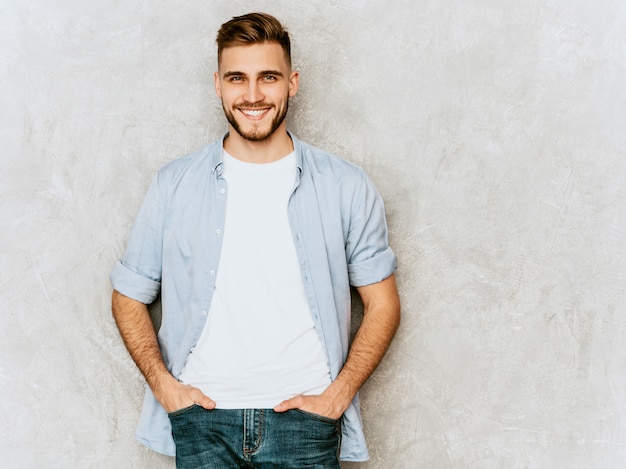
[215,42,298,142]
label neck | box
[223,126,294,164]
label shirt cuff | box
[348,247,397,287]
[110,260,161,304]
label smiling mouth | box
[238,106,272,119]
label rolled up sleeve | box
[110,260,161,304]
[346,172,397,287]
[348,246,396,286]
[110,173,166,304]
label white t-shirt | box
[178,150,332,408]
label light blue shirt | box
[110,132,397,462]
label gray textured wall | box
[2,0,625,467]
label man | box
[111,12,400,468]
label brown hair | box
[216,12,291,67]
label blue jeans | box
[168,406,341,468]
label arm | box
[111,289,215,413]
[274,273,400,418]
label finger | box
[190,388,216,410]
[273,400,290,412]
[274,395,302,412]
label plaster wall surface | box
[1,1,625,468]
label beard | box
[222,100,289,142]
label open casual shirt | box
[110,132,397,462]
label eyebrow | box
[222,69,285,78]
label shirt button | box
[216,229,222,235]
[201,310,207,315]
[220,188,225,194]
[210,270,216,275]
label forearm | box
[111,290,176,395]
[332,308,399,401]
[325,275,401,413]
[112,290,215,412]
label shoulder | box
[296,138,369,184]
[155,140,221,186]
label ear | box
[214,71,221,98]
[288,70,299,98]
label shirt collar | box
[211,131,303,178]
[210,133,227,177]
[288,131,304,177]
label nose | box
[244,81,264,103]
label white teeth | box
[242,109,266,117]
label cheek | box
[219,88,237,103]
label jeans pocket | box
[293,409,339,425]
[168,404,199,418]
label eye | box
[228,76,244,83]
[263,75,277,82]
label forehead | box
[218,42,290,73]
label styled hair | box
[216,12,291,67]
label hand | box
[154,376,216,414]
[273,393,346,420]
